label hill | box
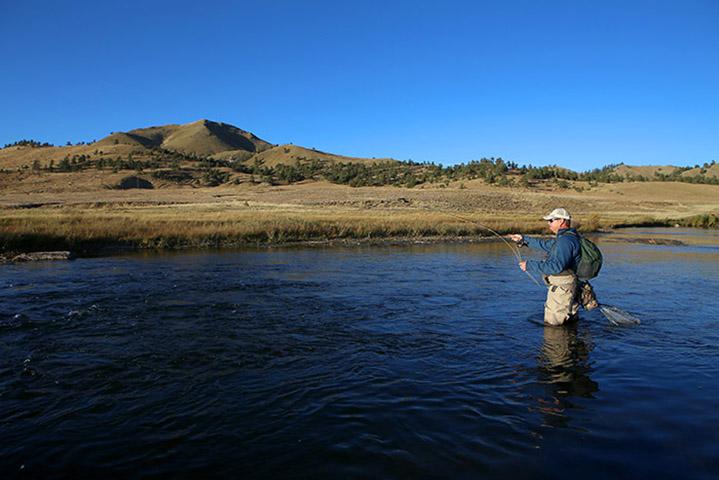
[681,163,719,178]
[613,164,679,179]
[612,162,719,180]
[96,119,274,156]
[0,142,137,170]
[242,144,394,168]
[0,119,386,172]
[1,120,717,191]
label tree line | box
[17,146,719,188]
[4,139,54,148]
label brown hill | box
[681,163,719,178]
[95,132,155,148]
[161,120,273,155]
[613,164,679,178]
[98,119,274,156]
[0,119,397,167]
[1,120,714,181]
[0,142,137,169]
[244,144,395,167]
[612,163,719,180]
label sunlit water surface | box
[2,229,718,479]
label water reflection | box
[534,324,599,428]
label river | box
[1,229,718,478]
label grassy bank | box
[0,205,557,254]
[2,203,716,256]
[608,213,719,229]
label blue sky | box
[1,0,717,170]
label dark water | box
[2,230,718,479]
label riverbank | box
[1,206,716,257]
[2,179,717,256]
[1,208,712,261]
[0,205,548,255]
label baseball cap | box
[542,208,572,221]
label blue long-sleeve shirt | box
[524,228,581,276]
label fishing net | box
[599,304,641,326]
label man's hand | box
[519,261,527,271]
[509,234,523,243]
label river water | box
[1,229,718,479]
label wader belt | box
[543,270,577,287]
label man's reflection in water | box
[534,322,599,428]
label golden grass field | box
[2,168,718,255]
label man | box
[509,208,582,326]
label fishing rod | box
[443,212,543,287]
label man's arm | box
[526,236,573,275]
[524,236,555,253]
[508,234,555,253]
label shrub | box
[201,169,231,186]
[151,170,195,183]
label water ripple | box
[0,242,717,478]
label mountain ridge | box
[0,119,387,170]
[1,119,717,180]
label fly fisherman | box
[508,208,596,326]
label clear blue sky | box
[1,0,717,170]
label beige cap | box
[542,208,572,221]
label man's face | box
[547,218,563,234]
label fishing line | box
[443,212,543,287]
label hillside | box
[1,120,717,192]
[612,162,719,180]
[0,119,382,171]
[681,163,719,178]
[0,141,137,169]
[613,164,679,178]
[96,119,274,156]
[243,144,394,167]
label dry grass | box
[0,205,551,252]
[1,167,718,254]
[248,144,393,167]
[614,165,679,177]
[3,196,704,254]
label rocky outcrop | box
[10,251,75,262]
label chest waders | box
[543,271,580,326]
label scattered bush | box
[151,169,195,183]
[201,169,231,186]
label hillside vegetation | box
[2,119,718,190]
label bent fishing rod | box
[443,212,543,287]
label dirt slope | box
[246,144,395,167]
